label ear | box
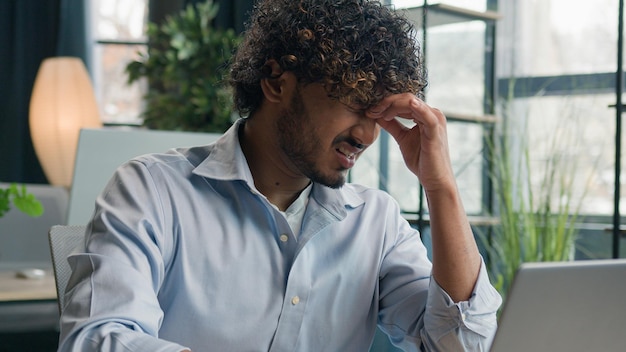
[260,60,295,103]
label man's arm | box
[367,94,481,301]
[59,160,190,352]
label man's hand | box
[366,94,455,193]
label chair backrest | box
[0,183,69,267]
[48,225,86,314]
[68,128,220,225]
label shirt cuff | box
[424,258,502,342]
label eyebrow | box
[341,102,367,114]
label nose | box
[350,115,380,146]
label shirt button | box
[291,296,300,305]
[279,234,289,242]
[461,313,467,321]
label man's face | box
[276,83,380,188]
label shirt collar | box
[192,118,365,216]
[192,119,253,184]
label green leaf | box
[0,188,10,217]
[13,194,44,217]
[0,183,44,218]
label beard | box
[275,88,347,189]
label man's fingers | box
[375,117,400,134]
[375,117,410,142]
[368,95,429,124]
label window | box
[91,0,148,125]
[88,1,626,258]
[498,0,619,218]
[507,0,617,77]
[351,0,495,217]
[356,0,623,230]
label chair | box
[68,128,219,225]
[48,225,86,314]
[0,183,69,267]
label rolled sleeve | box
[422,259,502,351]
[58,254,191,352]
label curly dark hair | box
[228,0,426,116]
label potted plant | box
[0,183,43,219]
[125,0,241,133]
[479,91,592,301]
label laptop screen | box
[490,259,626,352]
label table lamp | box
[29,57,102,188]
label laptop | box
[490,259,626,352]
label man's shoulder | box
[109,145,216,185]
[343,182,388,196]
[130,144,214,169]
[341,182,397,204]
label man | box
[59,0,501,351]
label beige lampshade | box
[29,57,102,188]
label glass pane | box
[91,0,148,125]
[93,43,146,125]
[386,134,421,212]
[499,0,618,76]
[422,21,487,116]
[93,0,148,41]
[350,137,381,189]
[449,122,484,215]
[575,221,617,260]
[506,93,616,217]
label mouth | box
[335,141,365,169]
[337,146,358,160]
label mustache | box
[333,136,366,150]
[350,141,366,150]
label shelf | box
[403,213,500,227]
[401,3,500,29]
[445,112,498,124]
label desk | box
[0,269,59,333]
[0,269,57,302]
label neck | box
[239,118,311,211]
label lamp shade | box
[29,57,102,188]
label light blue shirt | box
[59,120,501,351]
